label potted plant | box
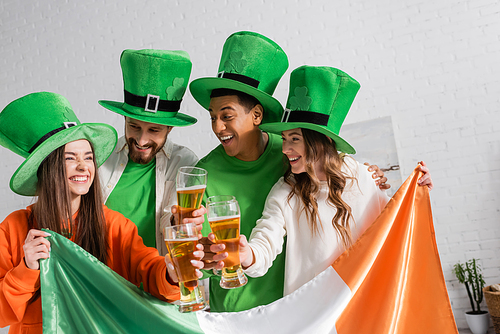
[453,258,490,334]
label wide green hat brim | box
[189,77,284,124]
[98,100,197,127]
[260,122,356,154]
[10,123,117,196]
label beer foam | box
[207,214,240,222]
[164,237,199,242]
[177,184,207,191]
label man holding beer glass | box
[176,167,207,225]
[98,49,206,256]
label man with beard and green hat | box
[190,31,390,312]
[98,49,204,256]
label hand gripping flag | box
[40,166,457,333]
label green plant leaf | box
[455,258,484,312]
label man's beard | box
[127,137,165,164]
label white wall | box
[1,0,499,331]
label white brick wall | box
[1,0,499,331]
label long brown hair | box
[28,141,108,264]
[284,128,356,250]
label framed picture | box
[342,116,402,197]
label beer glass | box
[207,195,248,289]
[175,166,207,224]
[164,223,207,312]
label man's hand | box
[364,162,391,190]
[170,205,206,233]
[199,235,224,271]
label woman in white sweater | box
[212,65,433,296]
[242,141,391,295]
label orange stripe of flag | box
[333,166,458,334]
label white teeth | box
[289,157,299,162]
[70,176,88,182]
[135,144,149,150]
[220,135,233,141]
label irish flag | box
[41,167,458,333]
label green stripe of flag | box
[41,230,204,334]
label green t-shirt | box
[105,158,156,248]
[196,133,287,312]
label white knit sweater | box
[246,157,390,296]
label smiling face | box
[281,128,307,175]
[125,117,173,164]
[65,139,96,204]
[282,128,327,180]
[209,95,264,161]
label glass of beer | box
[164,223,207,313]
[207,195,248,289]
[176,166,207,224]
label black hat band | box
[124,90,182,113]
[281,109,330,126]
[217,71,260,88]
[29,122,77,154]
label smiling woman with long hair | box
[212,66,433,296]
[0,92,204,333]
[283,128,356,250]
[30,140,108,262]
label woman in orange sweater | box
[0,92,204,333]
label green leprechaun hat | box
[99,49,197,127]
[260,66,360,154]
[189,31,288,124]
[0,92,117,196]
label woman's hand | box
[239,235,254,269]
[208,234,254,269]
[164,243,204,283]
[23,229,51,270]
[417,161,434,190]
[364,163,391,190]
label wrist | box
[23,257,39,271]
[165,271,178,286]
[242,248,255,269]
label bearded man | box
[99,49,203,255]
